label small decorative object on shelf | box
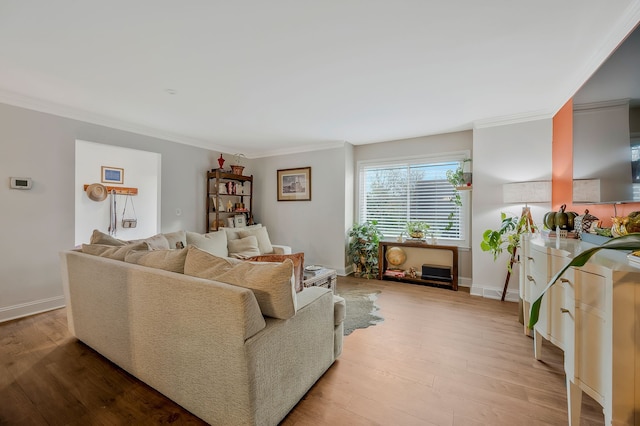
[230,153,246,176]
[406,221,430,240]
[217,154,225,170]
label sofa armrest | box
[272,244,292,255]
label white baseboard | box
[470,284,519,302]
[0,296,65,323]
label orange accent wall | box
[552,99,640,226]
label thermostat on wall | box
[10,177,32,190]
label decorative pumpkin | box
[543,204,578,231]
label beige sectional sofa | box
[61,230,345,426]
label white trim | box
[470,284,519,302]
[0,89,236,153]
[0,296,65,323]
[573,98,630,111]
[252,141,347,158]
[473,110,554,130]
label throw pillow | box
[81,242,148,261]
[186,230,228,257]
[163,230,187,249]
[184,246,296,319]
[247,253,305,293]
[238,226,273,254]
[124,249,188,273]
[227,236,261,259]
[130,233,171,250]
[89,229,126,246]
[223,223,262,241]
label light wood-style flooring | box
[1,275,603,425]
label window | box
[357,154,470,247]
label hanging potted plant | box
[348,220,384,278]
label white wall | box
[354,131,474,285]
[471,118,553,300]
[252,146,352,274]
[75,140,161,245]
[0,102,217,322]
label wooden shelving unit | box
[207,170,253,231]
[378,240,458,290]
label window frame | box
[355,151,471,249]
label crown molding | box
[251,141,347,158]
[573,98,630,111]
[473,109,554,129]
[0,89,237,153]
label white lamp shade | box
[503,181,551,204]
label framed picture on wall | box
[101,166,124,184]
[277,167,311,201]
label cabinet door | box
[561,271,576,380]
[573,269,607,403]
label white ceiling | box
[1,1,639,158]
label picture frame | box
[101,166,124,184]
[277,167,311,201]
[234,214,246,228]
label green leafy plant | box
[445,159,472,207]
[480,213,534,271]
[406,221,430,238]
[528,233,640,329]
[348,221,384,279]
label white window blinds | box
[358,159,468,244]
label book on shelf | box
[383,269,405,278]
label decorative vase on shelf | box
[217,154,225,169]
[230,165,244,175]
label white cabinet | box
[521,236,640,426]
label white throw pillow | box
[227,236,261,259]
[186,230,228,257]
[238,226,273,255]
[163,230,187,249]
[224,223,262,241]
[183,246,296,319]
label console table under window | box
[378,241,458,290]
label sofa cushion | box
[224,223,262,241]
[228,236,261,259]
[81,242,148,261]
[134,233,171,250]
[89,229,126,246]
[238,226,273,254]
[247,252,305,293]
[163,230,187,249]
[184,246,297,319]
[124,249,188,273]
[186,230,228,257]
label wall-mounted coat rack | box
[83,184,138,195]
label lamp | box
[502,181,552,233]
[500,181,551,301]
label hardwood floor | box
[1,276,603,425]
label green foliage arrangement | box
[348,221,384,279]
[528,233,640,329]
[406,221,430,238]
[480,213,533,271]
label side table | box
[303,267,337,293]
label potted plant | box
[480,213,532,268]
[446,159,472,193]
[348,220,384,278]
[406,221,430,240]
